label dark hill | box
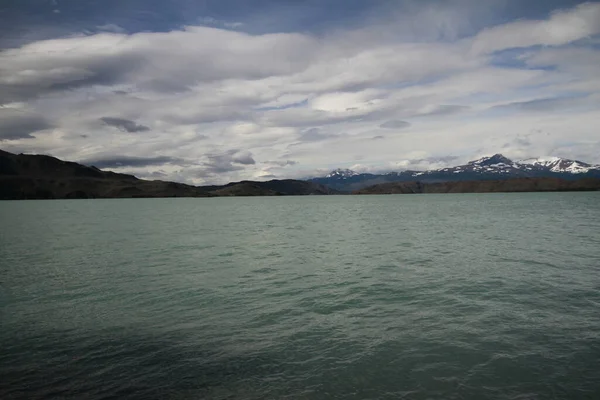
[0,149,137,180]
[354,177,600,195]
[0,150,337,199]
[215,179,337,196]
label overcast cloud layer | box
[1,0,599,184]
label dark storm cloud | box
[379,120,410,129]
[82,155,183,169]
[231,152,256,165]
[141,79,197,94]
[201,150,255,174]
[100,117,150,132]
[0,111,53,140]
[202,163,244,174]
[0,51,146,104]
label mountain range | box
[310,154,600,192]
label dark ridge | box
[0,150,338,200]
[216,179,337,196]
[353,178,600,195]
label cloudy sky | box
[1,0,599,184]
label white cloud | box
[1,2,599,184]
[470,2,600,54]
[310,90,386,113]
[96,24,127,34]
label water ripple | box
[1,193,600,399]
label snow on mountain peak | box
[319,154,599,181]
[326,168,359,178]
[519,156,560,165]
[469,154,513,166]
[519,157,596,174]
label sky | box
[1,0,599,184]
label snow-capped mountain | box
[436,154,529,175]
[326,168,360,178]
[310,154,600,192]
[519,157,596,174]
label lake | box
[1,193,600,399]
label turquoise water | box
[1,193,600,399]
